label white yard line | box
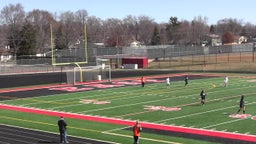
[201,118,248,129]
[102,131,182,144]
[29,80,254,114]
[6,78,246,108]
[77,84,256,113]
[156,102,256,123]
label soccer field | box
[1,73,256,144]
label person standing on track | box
[237,95,245,114]
[200,89,206,105]
[58,116,68,143]
[133,120,142,144]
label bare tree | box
[216,18,243,36]
[177,20,191,45]
[190,16,209,45]
[75,9,88,40]
[103,18,124,47]
[1,3,256,57]
[123,15,139,44]
[86,16,104,43]
[58,11,79,49]
[0,3,25,56]
[137,15,155,45]
[26,10,55,53]
[158,23,169,45]
[241,22,256,39]
[0,24,8,48]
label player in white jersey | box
[166,77,170,88]
[224,76,228,87]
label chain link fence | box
[1,43,255,74]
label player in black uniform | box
[184,76,188,86]
[200,89,206,105]
[237,95,245,114]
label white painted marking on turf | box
[201,117,251,129]
[103,126,131,133]
[19,83,164,106]
[103,131,182,144]
[156,101,256,125]
[78,96,184,113]
[78,85,256,114]
[3,77,254,132]
[52,81,256,112]
[8,78,250,111]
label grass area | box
[148,52,256,72]
[1,75,256,143]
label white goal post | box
[66,64,111,85]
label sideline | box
[1,104,256,143]
[103,131,182,144]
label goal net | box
[66,64,111,85]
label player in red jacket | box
[133,120,142,144]
[141,76,146,87]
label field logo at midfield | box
[229,114,251,119]
[81,99,111,105]
[144,105,181,111]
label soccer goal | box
[66,64,111,85]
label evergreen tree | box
[151,25,161,45]
[209,25,215,34]
[17,22,37,56]
[166,17,180,44]
[55,24,68,49]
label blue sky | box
[1,0,256,25]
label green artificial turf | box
[1,75,256,144]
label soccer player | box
[184,75,188,86]
[141,76,145,87]
[224,75,229,87]
[200,89,206,105]
[237,95,245,114]
[133,120,142,144]
[166,77,170,88]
